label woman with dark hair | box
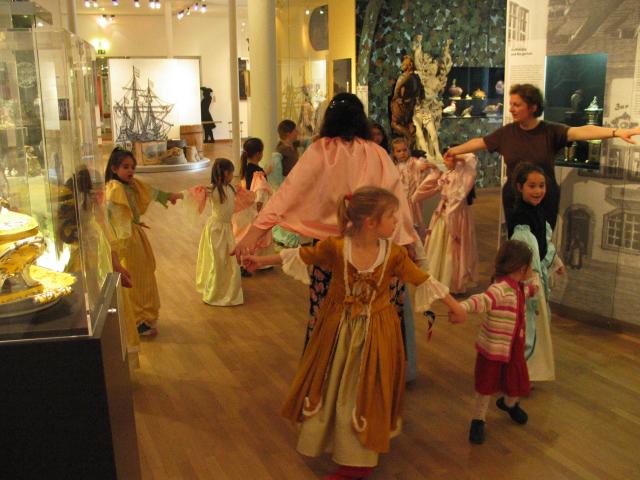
[445,83,640,230]
[232,92,420,347]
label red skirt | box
[474,326,530,397]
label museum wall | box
[355,0,506,186]
[543,0,640,326]
[77,8,250,140]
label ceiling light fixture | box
[84,0,91,7]
[134,0,140,7]
[201,2,206,13]
[177,10,184,19]
[112,0,118,6]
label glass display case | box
[0,25,109,341]
[442,66,505,118]
[277,1,331,138]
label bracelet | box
[612,129,617,138]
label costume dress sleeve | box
[105,181,133,256]
[391,245,449,311]
[279,237,337,284]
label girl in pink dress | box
[389,137,434,238]
[412,152,478,294]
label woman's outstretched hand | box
[618,128,640,144]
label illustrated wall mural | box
[108,58,201,142]
[546,0,640,326]
[356,0,506,187]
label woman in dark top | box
[445,83,640,230]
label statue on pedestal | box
[411,36,453,164]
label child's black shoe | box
[469,419,485,444]
[496,397,528,424]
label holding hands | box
[169,192,183,205]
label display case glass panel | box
[0,27,108,341]
[545,53,608,168]
[277,1,330,139]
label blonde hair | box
[337,187,399,236]
[390,137,408,150]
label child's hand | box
[169,192,183,204]
[242,255,262,272]
[448,302,467,324]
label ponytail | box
[240,137,264,182]
[337,187,399,236]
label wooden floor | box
[130,142,640,479]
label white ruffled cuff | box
[280,248,311,285]
[414,277,449,311]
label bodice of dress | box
[435,157,477,217]
[208,185,236,224]
[396,158,422,199]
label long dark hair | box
[211,158,235,203]
[240,137,264,180]
[370,121,389,151]
[319,93,372,141]
[494,239,533,279]
[105,147,136,182]
[512,162,546,205]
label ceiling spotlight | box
[112,0,118,6]
[177,10,184,19]
[305,9,310,15]
[155,0,161,9]
[92,0,98,7]
[194,2,199,11]
[134,0,140,7]
[201,2,206,13]
[186,7,190,15]
[84,0,90,7]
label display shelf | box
[136,158,210,173]
[555,160,600,170]
[442,115,503,121]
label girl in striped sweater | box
[459,240,538,444]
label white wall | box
[76,8,249,140]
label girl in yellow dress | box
[105,148,181,351]
[244,187,466,480]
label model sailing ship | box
[113,66,174,144]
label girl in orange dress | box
[244,187,466,480]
